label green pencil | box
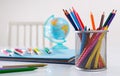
[0,67,37,74]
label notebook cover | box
[0,49,75,65]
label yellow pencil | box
[94,46,101,69]
[2,63,47,68]
[85,39,102,69]
[85,32,105,69]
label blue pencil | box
[80,26,87,54]
[70,9,82,30]
[63,9,78,31]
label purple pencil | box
[107,10,117,27]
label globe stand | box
[44,15,70,51]
[52,43,68,51]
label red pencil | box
[76,33,98,66]
[72,7,84,30]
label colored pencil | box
[72,7,84,30]
[107,10,117,27]
[0,67,37,74]
[69,9,82,30]
[99,12,105,29]
[3,63,47,68]
[63,9,78,31]
[63,8,117,69]
[85,35,103,69]
[80,27,87,54]
[103,10,114,27]
[90,12,96,30]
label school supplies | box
[70,9,82,30]
[80,27,87,54]
[33,48,42,55]
[90,12,96,30]
[63,9,78,31]
[27,48,33,55]
[99,12,105,29]
[44,48,52,54]
[63,8,116,70]
[72,7,84,30]
[0,67,37,74]
[2,63,47,68]
[14,48,25,56]
[0,49,75,65]
[1,49,14,56]
[1,49,10,56]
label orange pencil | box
[90,12,96,30]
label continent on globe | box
[44,15,70,51]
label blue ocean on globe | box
[44,15,70,50]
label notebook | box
[0,49,75,65]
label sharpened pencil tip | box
[69,8,72,12]
[90,11,93,15]
[103,12,105,15]
[115,10,117,13]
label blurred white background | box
[0,0,120,50]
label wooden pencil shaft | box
[0,67,37,74]
[99,12,105,28]
[90,12,96,30]
[63,9,78,30]
[3,64,47,68]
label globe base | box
[52,43,68,51]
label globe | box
[44,15,70,51]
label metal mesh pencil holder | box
[75,30,108,71]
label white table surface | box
[0,48,120,76]
[0,61,119,76]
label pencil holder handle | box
[75,30,108,71]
